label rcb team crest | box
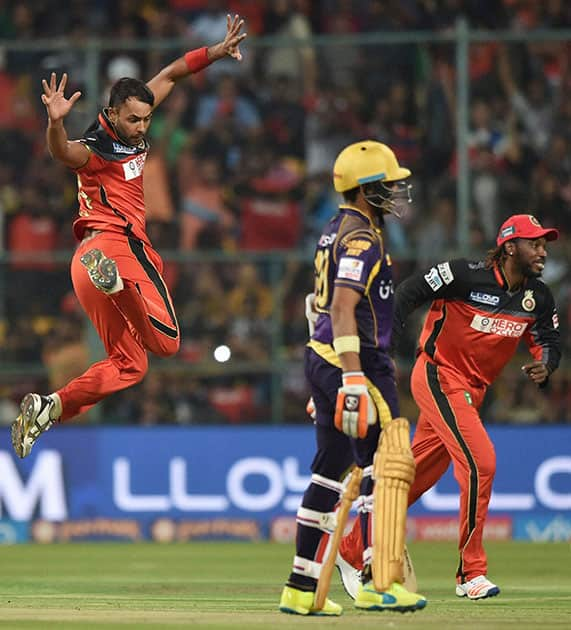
[522,289,536,312]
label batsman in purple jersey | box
[279,141,426,616]
[308,205,399,465]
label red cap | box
[496,214,559,246]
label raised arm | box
[146,13,247,108]
[42,72,90,169]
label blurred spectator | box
[226,263,273,360]
[262,0,317,97]
[232,142,303,250]
[416,196,456,267]
[42,314,89,393]
[260,75,306,159]
[195,73,261,133]
[179,153,236,250]
[498,43,559,155]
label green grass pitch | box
[0,541,569,628]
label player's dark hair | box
[484,244,506,268]
[342,187,359,203]
[109,78,154,108]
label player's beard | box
[114,121,145,147]
[519,255,544,279]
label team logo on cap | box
[522,289,536,312]
[529,215,541,227]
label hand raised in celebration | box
[41,73,82,122]
[208,14,247,62]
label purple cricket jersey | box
[312,205,394,352]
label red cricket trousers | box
[408,353,495,581]
[340,353,496,582]
[57,231,180,420]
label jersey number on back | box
[314,248,331,310]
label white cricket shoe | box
[456,575,500,600]
[11,393,58,458]
[336,550,361,600]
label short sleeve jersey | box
[72,110,150,244]
[312,205,394,351]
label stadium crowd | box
[0,0,569,425]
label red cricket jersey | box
[72,111,150,245]
[393,259,561,387]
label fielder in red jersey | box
[11,15,247,459]
[337,214,561,600]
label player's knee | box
[153,335,180,358]
[476,453,496,481]
[125,354,149,385]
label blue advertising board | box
[0,426,569,541]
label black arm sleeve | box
[528,287,561,388]
[391,259,469,354]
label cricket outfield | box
[0,541,569,629]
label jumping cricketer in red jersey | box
[11,14,247,459]
[336,214,561,600]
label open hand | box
[41,73,81,122]
[209,14,247,62]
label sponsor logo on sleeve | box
[552,312,559,329]
[424,267,443,292]
[437,262,454,284]
[470,314,528,337]
[338,257,364,282]
[122,154,146,181]
[469,291,500,306]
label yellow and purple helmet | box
[333,140,412,216]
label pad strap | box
[292,555,322,579]
[311,473,343,494]
[297,506,337,534]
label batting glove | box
[334,371,377,438]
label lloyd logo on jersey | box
[522,290,536,312]
[122,154,147,181]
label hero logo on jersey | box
[469,291,500,306]
[470,314,528,338]
[122,154,147,181]
[338,257,364,282]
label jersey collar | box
[493,261,526,293]
[339,204,383,234]
[98,109,149,152]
